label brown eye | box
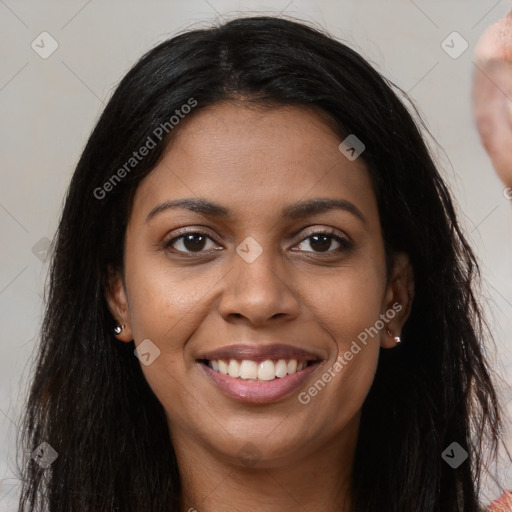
[308,234,332,252]
[181,233,208,252]
[164,231,218,255]
[293,231,352,254]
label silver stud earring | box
[114,324,125,335]
[386,328,401,343]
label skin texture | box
[106,103,414,512]
[472,10,512,189]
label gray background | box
[1,0,511,509]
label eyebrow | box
[146,198,230,222]
[145,197,368,228]
[282,198,367,227]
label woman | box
[16,15,509,511]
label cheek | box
[125,262,222,345]
[298,254,386,401]
[123,264,215,431]
[296,317,381,444]
[300,258,387,349]
[290,268,384,416]
[122,263,220,403]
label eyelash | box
[162,228,353,258]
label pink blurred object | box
[488,490,512,511]
[471,10,512,188]
[474,10,512,61]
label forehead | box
[131,102,378,226]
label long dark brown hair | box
[16,15,508,511]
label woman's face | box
[108,102,412,469]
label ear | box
[380,252,414,349]
[105,265,133,343]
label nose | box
[217,244,301,326]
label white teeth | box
[207,358,312,381]
[287,359,297,373]
[275,359,288,378]
[228,359,240,378]
[258,360,276,381]
[239,360,258,379]
[218,360,228,375]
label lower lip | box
[199,361,321,404]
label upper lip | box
[197,343,325,363]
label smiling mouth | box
[198,358,321,381]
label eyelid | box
[295,225,351,242]
[163,226,217,240]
